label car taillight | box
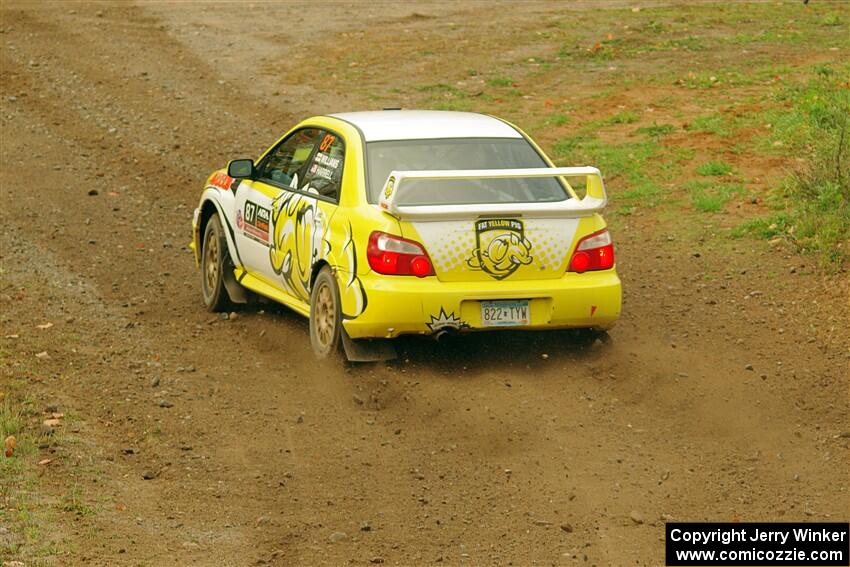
[367,232,435,277]
[568,229,615,273]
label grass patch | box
[673,65,794,90]
[604,110,640,125]
[486,77,514,87]
[734,63,850,269]
[580,139,658,183]
[584,39,619,60]
[429,99,475,111]
[636,123,676,138]
[552,135,589,157]
[621,181,663,202]
[732,214,791,239]
[687,115,729,137]
[784,117,850,267]
[678,71,722,89]
[415,83,465,96]
[657,35,705,52]
[761,63,850,151]
[614,204,636,216]
[546,113,570,126]
[415,82,475,111]
[727,29,804,45]
[1,392,60,559]
[821,13,843,27]
[1,398,24,438]
[673,147,696,163]
[61,486,94,517]
[697,160,733,176]
[691,192,727,213]
[687,180,744,213]
[553,135,668,206]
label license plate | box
[480,300,530,327]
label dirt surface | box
[1,1,848,566]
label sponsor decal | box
[267,186,366,317]
[314,151,341,170]
[268,178,331,305]
[427,308,468,332]
[319,133,336,152]
[242,200,270,245]
[339,220,367,319]
[210,172,234,191]
[383,176,395,200]
[309,162,335,181]
[466,219,533,280]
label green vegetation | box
[486,77,514,87]
[604,110,640,125]
[697,160,733,176]
[61,486,94,517]
[687,115,729,137]
[558,138,658,183]
[546,113,570,126]
[404,3,848,269]
[822,13,843,26]
[687,180,744,213]
[553,135,672,207]
[732,214,791,240]
[636,123,676,138]
[783,118,849,266]
[415,83,464,95]
[430,99,475,111]
[1,397,24,438]
[579,39,619,60]
[415,83,475,111]
[621,182,663,203]
[734,64,850,269]
[727,29,804,45]
[658,35,705,52]
[2,395,49,559]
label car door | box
[236,128,345,305]
[233,128,322,294]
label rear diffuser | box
[341,331,397,362]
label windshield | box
[365,138,568,205]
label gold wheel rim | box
[204,229,219,294]
[314,282,336,348]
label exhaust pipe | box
[433,328,458,343]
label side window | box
[303,132,345,201]
[258,128,322,188]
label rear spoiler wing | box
[377,166,608,221]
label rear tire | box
[310,267,342,359]
[200,213,232,312]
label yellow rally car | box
[191,111,621,360]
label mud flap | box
[341,330,397,362]
[223,268,249,304]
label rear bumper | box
[342,269,621,339]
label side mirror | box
[227,158,255,179]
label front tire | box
[310,267,342,359]
[200,213,232,312]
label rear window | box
[365,138,568,205]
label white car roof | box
[328,110,523,142]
